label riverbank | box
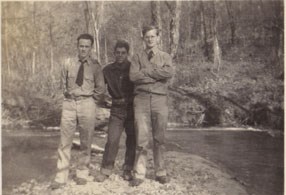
[4,129,283,195]
[11,149,248,195]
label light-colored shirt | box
[129,47,174,95]
[61,56,105,101]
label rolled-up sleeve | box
[93,64,106,102]
[61,59,68,94]
[129,54,156,84]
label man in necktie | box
[129,25,175,186]
[50,34,105,189]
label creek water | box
[2,129,284,195]
[166,130,284,195]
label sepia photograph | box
[1,1,284,195]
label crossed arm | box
[129,53,174,84]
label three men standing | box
[129,25,174,186]
[52,25,174,189]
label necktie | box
[148,50,154,61]
[75,60,85,86]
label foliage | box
[1,1,284,130]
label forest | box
[1,1,284,130]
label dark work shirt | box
[103,60,134,99]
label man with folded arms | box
[129,25,175,186]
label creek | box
[2,129,283,195]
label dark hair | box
[114,40,130,53]
[142,25,160,36]
[77,34,94,46]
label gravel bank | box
[12,148,248,195]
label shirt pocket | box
[153,55,165,68]
[84,71,94,81]
[83,71,94,90]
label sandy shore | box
[12,147,248,195]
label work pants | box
[133,93,168,179]
[101,103,136,175]
[54,97,96,183]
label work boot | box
[49,181,65,190]
[155,176,170,184]
[122,170,133,181]
[93,172,109,182]
[129,178,144,187]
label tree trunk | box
[86,1,104,63]
[4,5,11,77]
[212,1,221,72]
[151,1,162,28]
[166,0,182,59]
[272,1,284,76]
[49,11,54,73]
[188,2,197,42]
[130,36,134,56]
[200,1,210,60]
[104,29,108,64]
[258,0,266,45]
[225,1,236,45]
[32,2,37,75]
[151,1,162,48]
[32,52,36,75]
[84,3,90,33]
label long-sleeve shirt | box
[61,56,105,101]
[129,47,175,95]
[103,60,134,100]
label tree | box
[166,0,182,59]
[49,10,54,73]
[225,1,236,45]
[200,1,210,60]
[3,3,11,78]
[150,1,162,48]
[32,1,37,75]
[85,1,104,63]
[212,1,221,72]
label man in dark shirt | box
[94,40,136,182]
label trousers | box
[133,93,168,179]
[54,97,96,183]
[101,103,136,175]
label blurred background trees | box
[1,1,284,130]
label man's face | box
[114,47,128,64]
[78,39,92,59]
[143,29,159,49]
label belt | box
[112,98,132,105]
[136,89,166,96]
[66,95,92,101]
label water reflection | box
[166,130,284,195]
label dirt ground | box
[12,144,248,195]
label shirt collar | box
[145,47,159,55]
[78,56,92,66]
[112,60,129,70]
